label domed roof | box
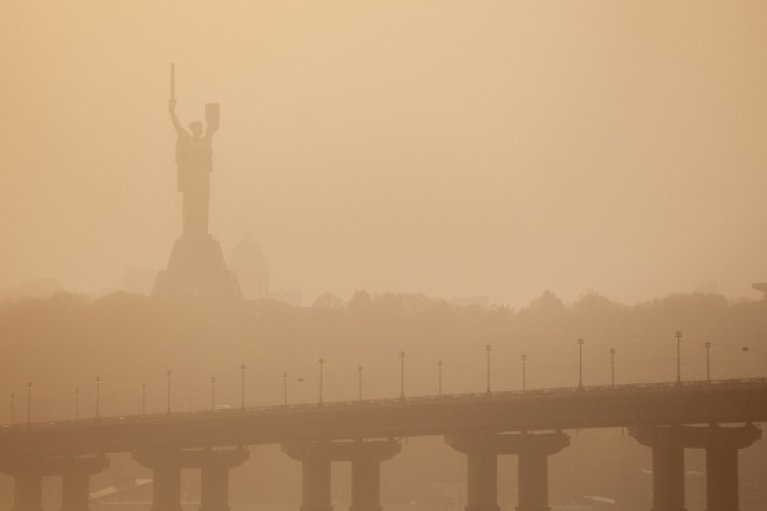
[230,232,266,268]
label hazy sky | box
[2,1,766,306]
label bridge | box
[1,378,765,511]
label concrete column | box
[651,445,685,511]
[60,457,109,511]
[62,471,90,511]
[447,432,569,511]
[349,441,400,511]
[152,462,183,511]
[200,463,229,511]
[135,448,249,511]
[631,426,686,511]
[703,424,760,511]
[283,440,400,511]
[632,424,761,511]
[446,434,499,511]
[1,455,109,511]
[350,458,380,511]
[465,450,498,511]
[517,451,550,511]
[283,443,333,511]
[514,433,569,511]
[12,469,43,511]
[198,449,249,511]
[134,451,183,511]
[705,446,737,511]
[301,455,332,511]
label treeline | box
[0,290,766,510]
[0,289,765,422]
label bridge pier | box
[447,431,570,511]
[287,444,332,511]
[0,455,109,511]
[134,447,248,511]
[60,456,110,511]
[282,439,401,511]
[12,467,43,511]
[134,450,183,511]
[702,425,760,511]
[631,424,761,511]
[197,449,249,511]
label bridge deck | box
[1,379,765,456]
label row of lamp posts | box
[11,331,740,423]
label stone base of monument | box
[153,235,242,300]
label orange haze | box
[2,1,767,306]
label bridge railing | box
[5,377,767,431]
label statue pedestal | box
[153,234,241,300]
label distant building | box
[230,234,269,300]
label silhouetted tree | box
[347,290,372,311]
[312,292,343,309]
[519,289,566,319]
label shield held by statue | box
[206,102,220,133]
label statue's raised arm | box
[169,63,187,138]
[169,98,187,137]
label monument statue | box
[152,64,241,300]
[169,92,217,237]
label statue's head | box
[189,121,203,138]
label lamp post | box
[26,382,31,426]
[609,348,616,387]
[521,354,527,392]
[357,366,363,402]
[485,344,492,395]
[95,376,101,418]
[74,387,79,420]
[240,364,246,411]
[399,351,406,400]
[10,393,14,425]
[283,371,288,405]
[577,339,585,389]
[318,358,325,405]
[437,360,443,396]
[704,342,711,383]
[210,377,216,411]
[675,331,682,385]
[141,382,146,416]
[166,370,172,415]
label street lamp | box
[141,382,146,416]
[675,331,682,385]
[704,342,711,383]
[95,376,101,418]
[399,351,406,400]
[10,393,14,425]
[166,370,172,415]
[437,360,443,396]
[577,339,585,389]
[521,354,527,392]
[609,348,616,387]
[485,344,492,395]
[26,382,31,426]
[318,358,325,405]
[74,387,79,420]
[358,366,363,402]
[240,364,246,411]
[283,371,288,405]
[210,377,216,411]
